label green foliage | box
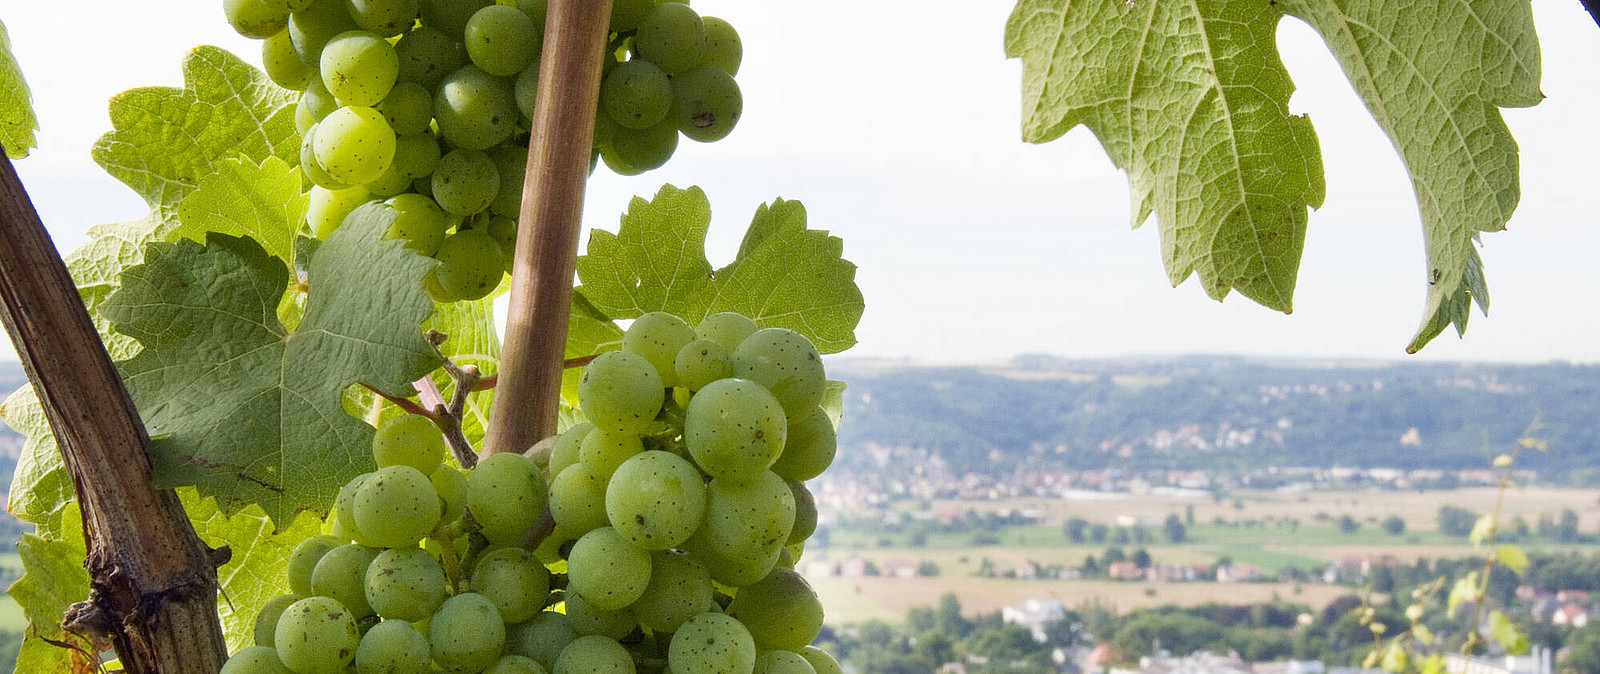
[6,508,91,674]
[0,19,36,158]
[1005,0,1541,350]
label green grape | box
[549,464,610,536]
[485,654,548,674]
[669,63,741,142]
[311,543,382,618]
[471,547,551,623]
[435,65,520,150]
[376,82,434,135]
[301,75,342,123]
[608,0,655,32]
[420,0,493,38]
[354,619,431,673]
[548,422,592,477]
[289,0,359,64]
[321,31,400,106]
[674,338,732,392]
[787,480,817,544]
[295,102,317,136]
[732,328,826,418]
[600,119,677,175]
[578,351,664,434]
[382,192,449,256]
[725,568,824,651]
[567,527,651,611]
[434,229,506,301]
[353,465,441,548]
[395,131,444,177]
[770,406,835,482]
[372,414,447,473]
[275,596,362,673]
[264,30,316,90]
[365,547,449,621]
[684,378,786,481]
[287,535,344,596]
[431,148,501,215]
[465,5,541,77]
[429,593,507,673]
[220,645,293,673]
[668,612,755,674]
[507,611,578,669]
[485,214,519,272]
[635,3,706,75]
[798,646,843,674]
[600,60,672,130]
[689,534,779,588]
[253,593,304,647]
[345,0,419,37]
[605,451,706,549]
[700,17,741,75]
[513,58,541,119]
[364,159,415,198]
[300,128,352,191]
[554,635,635,674]
[696,312,759,352]
[226,0,292,39]
[755,651,816,674]
[314,106,397,185]
[703,471,794,566]
[488,145,528,216]
[395,25,467,89]
[466,452,548,544]
[518,0,547,26]
[307,185,372,239]
[622,312,696,387]
[630,551,712,634]
[578,427,643,480]
[562,590,633,639]
[333,472,375,544]
[431,465,469,522]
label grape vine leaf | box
[99,204,441,525]
[6,505,94,674]
[1,385,76,535]
[575,185,864,354]
[1005,0,1540,351]
[0,18,36,158]
[174,156,308,268]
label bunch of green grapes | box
[225,0,745,304]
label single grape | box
[471,547,551,623]
[394,25,467,89]
[352,465,441,548]
[608,0,655,32]
[307,184,373,239]
[622,312,696,387]
[578,427,643,480]
[684,378,787,481]
[220,645,293,673]
[668,612,755,674]
[365,547,449,622]
[376,82,434,135]
[264,30,316,90]
[435,65,520,150]
[669,64,741,142]
[702,471,795,567]
[548,422,592,477]
[287,535,344,596]
[295,102,317,136]
[429,593,507,673]
[226,0,292,39]
[725,567,825,651]
[600,119,677,175]
[434,229,506,301]
[300,127,351,191]
[345,0,419,37]
[630,551,712,634]
[431,464,469,522]
[465,5,541,77]
[420,0,492,39]
[518,0,547,26]
[314,106,397,185]
[605,451,706,549]
[311,543,382,618]
[578,351,664,434]
[674,338,732,392]
[787,480,817,544]
[507,611,578,669]
[696,312,759,352]
[431,148,500,216]
[567,527,651,611]
[770,406,836,482]
[485,654,548,674]
[554,635,635,674]
[688,533,780,588]
[485,214,519,272]
[755,651,817,674]
[548,464,610,536]
[562,587,634,640]
[289,0,359,64]
[301,77,341,123]
[732,328,826,418]
[332,472,375,543]
[798,646,843,674]
[354,619,431,673]
[635,3,706,75]
[466,452,548,544]
[321,31,400,106]
[275,596,362,673]
[372,414,447,473]
[393,131,444,178]
[700,16,742,75]
[253,593,304,647]
[382,192,450,256]
[513,59,541,119]
[600,60,672,130]
[488,145,529,216]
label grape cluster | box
[225,0,745,303]
[220,311,841,673]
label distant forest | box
[830,356,1600,482]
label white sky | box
[3,1,1598,364]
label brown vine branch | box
[361,382,438,420]
[0,155,228,670]
[483,0,614,458]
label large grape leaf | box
[0,18,36,158]
[575,185,864,353]
[1005,0,1541,351]
[98,205,440,526]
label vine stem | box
[0,154,228,670]
[482,0,614,457]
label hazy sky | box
[4,1,1598,364]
